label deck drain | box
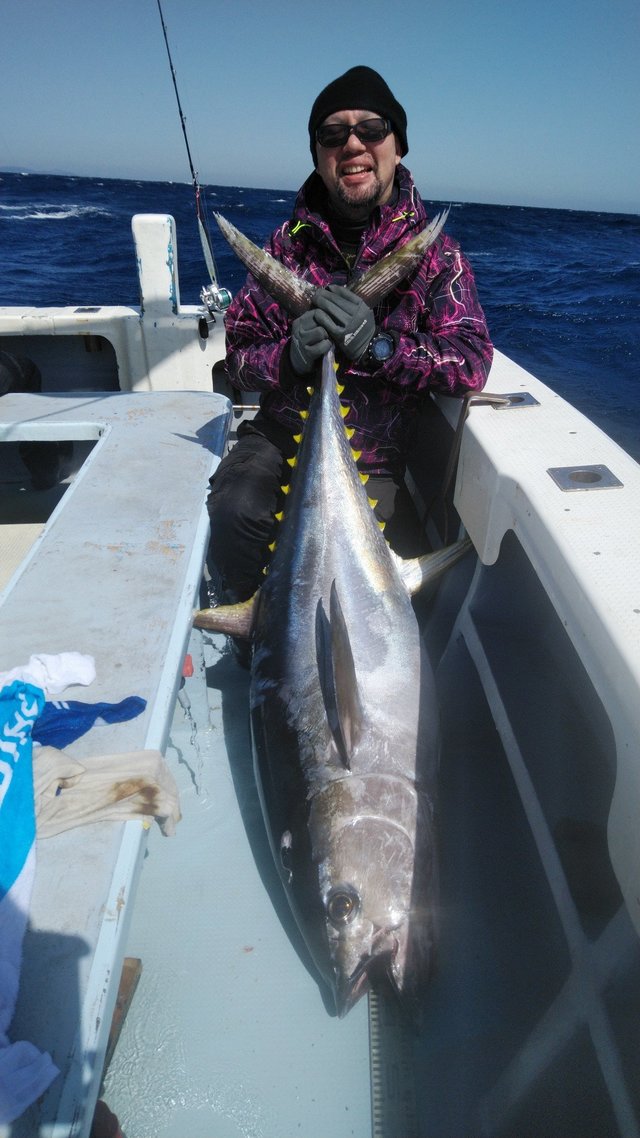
[547,464,623,491]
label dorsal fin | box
[213,212,315,316]
[315,583,364,769]
[350,208,449,306]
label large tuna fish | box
[196,211,470,1016]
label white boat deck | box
[2,350,640,1136]
[98,350,640,1138]
[0,390,230,1137]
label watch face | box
[370,334,394,361]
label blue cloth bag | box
[0,681,59,1123]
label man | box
[208,65,493,602]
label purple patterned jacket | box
[224,165,493,474]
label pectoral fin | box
[350,209,449,306]
[315,582,364,769]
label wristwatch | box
[367,331,395,363]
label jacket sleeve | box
[354,242,493,396]
[223,280,291,393]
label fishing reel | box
[198,282,233,338]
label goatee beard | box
[333,175,384,219]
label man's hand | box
[290,309,333,375]
[313,285,375,361]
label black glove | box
[313,285,375,361]
[290,308,333,375]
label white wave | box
[0,203,112,221]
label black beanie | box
[308,66,408,166]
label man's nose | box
[342,129,366,152]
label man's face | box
[315,109,401,220]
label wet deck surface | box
[103,628,372,1138]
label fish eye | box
[326,886,360,926]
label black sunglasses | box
[316,117,392,148]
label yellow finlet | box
[300,409,309,420]
[368,497,378,509]
[281,484,290,495]
[351,449,362,462]
[340,404,349,419]
[377,520,386,531]
[274,511,284,521]
[345,426,355,439]
[268,541,276,552]
[287,456,297,468]
[336,382,345,394]
[293,433,303,444]
[306,386,314,396]
[359,472,369,484]
[332,361,339,373]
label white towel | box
[0,652,95,698]
[34,746,181,837]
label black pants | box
[207,429,427,601]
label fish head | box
[308,774,437,1017]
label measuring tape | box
[369,985,419,1137]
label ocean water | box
[2,170,639,459]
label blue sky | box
[1,0,638,213]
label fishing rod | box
[155,0,231,316]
